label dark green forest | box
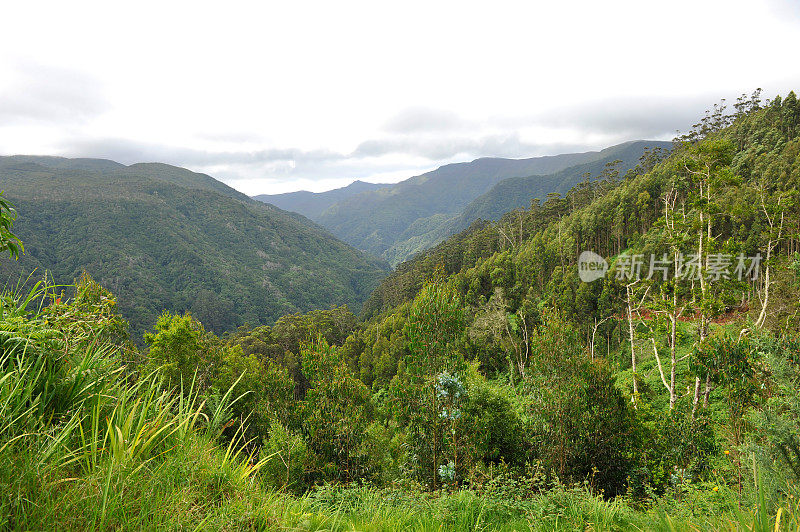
[0,157,389,340]
[2,91,800,529]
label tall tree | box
[0,191,23,260]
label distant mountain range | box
[254,180,391,220]
[0,156,389,339]
[254,140,673,265]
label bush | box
[524,313,636,496]
[260,421,309,491]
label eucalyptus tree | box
[0,191,23,260]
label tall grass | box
[0,281,259,529]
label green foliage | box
[522,313,636,496]
[0,156,389,341]
[747,334,800,483]
[300,339,374,482]
[260,420,309,491]
[212,345,295,442]
[388,281,469,487]
[404,280,466,375]
[460,365,526,470]
[143,311,220,390]
[0,279,262,528]
[0,191,23,260]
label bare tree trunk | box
[651,337,673,401]
[702,374,712,408]
[755,191,784,328]
[754,257,770,328]
[693,196,707,419]
[591,316,611,361]
[669,304,678,409]
[692,376,702,418]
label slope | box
[0,156,390,339]
[379,141,672,265]
[254,179,390,220]
[308,142,668,265]
[455,140,672,225]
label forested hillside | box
[254,180,390,220]
[0,157,389,339]
[455,141,671,227]
[266,142,666,265]
[380,140,673,265]
[2,91,800,529]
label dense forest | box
[2,91,800,529]
[0,157,389,340]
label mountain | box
[311,149,616,260]
[0,156,390,339]
[0,155,251,201]
[454,141,672,225]
[254,180,390,220]
[279,141,670,266]
[363,94,796,320]
[379,141,673,265]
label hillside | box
[380,140,673,264]
[269,142,668,265]
[0,156,390,339]
[364,92,799,321]
[254,179,390,220]
[454,140,672,225]
[313,148,618,258]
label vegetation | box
[254,179,390,220]
[376,141,672,266]
[0,156,389,341]
[277,141,668,265]
[2,92,800,529]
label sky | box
[1,0,799,195]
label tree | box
[691,336,759,448]
[143,311,221,390]
[753,184,788,328]
[300,338,373,482]
[212,345,295,442]
[524,312,635,496]
[0,191,23,260]
[679,138,737,415]
[470,287,533,382]
[391,280,466,488]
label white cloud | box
[0,0,798,194]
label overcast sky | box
[1,0,799,195]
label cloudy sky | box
[1,0,799,195]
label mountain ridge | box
[0,155,390,339]
[259,141,671,265]
[254,179,391,220]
